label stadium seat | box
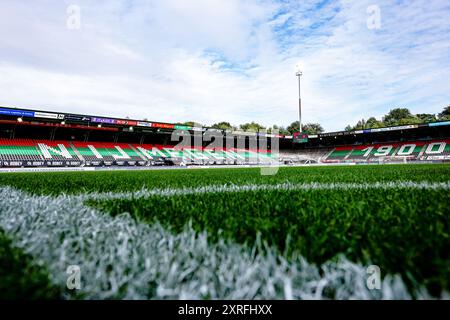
[1,138,448,167]
[322,140,450,163]
[324,147,353,162]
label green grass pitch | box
[0,164,449,299]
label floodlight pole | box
[296,70,302,133]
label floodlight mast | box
[295,63,303,133]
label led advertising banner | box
[65,114,91,122]
[34,112,62,120]
[321,131,345,137]
[0,107,35,117]
[151,123,175,129]
[137,121,152,127]
[370,124,418,133]
[174,125,191,131]
[91,117,117,124]
[429,121,450,127]
[116,119,138,126]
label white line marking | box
[0,186,435,299]
[77,181,450,201]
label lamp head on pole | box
[295,62,303,76]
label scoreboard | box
[293,132,308,143]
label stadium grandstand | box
[0,106,449,168]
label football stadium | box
[0,0,449,309]
[0,105,449,300]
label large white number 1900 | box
[361,146,392,158]
[360,145,393,157]
[361,147,374,157]
[397,144,416,156]
[374,145,392,156]
[425,142,445,154]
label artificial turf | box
[0,163,449,298]
[89,187,450,295]
[0,164,449,195]
[0,230,61,299]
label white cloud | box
[0,0,449,131]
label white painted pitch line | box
[76,181,450,201]
[0,186,435,299]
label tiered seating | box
[70,142,115,163]
[421,140,450,160]
[279,148,333,164]
[97,143,145,164]
[346,143,399,162]
[0,138,43,162]
[3,137,446,168]
[392,142,424,158]
[324,147,352,162]
[34,140,81,161]
[322,140,450,163]
[134,144,275,165]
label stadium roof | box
[1,105,449,140]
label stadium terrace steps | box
[0,139,276,167]
[1,138,449,168]
[134,144,274,165]
[0,138,44,162]
[324,147,352,162]
[323,140,450,163]
[279,148,333,164]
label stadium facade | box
[0,105,449,168]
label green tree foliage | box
[344,105,450,131]
[438,105,450,120]
[416,114,437,123]
[285,121,325,135]
[211,122,233,130]
[239,122,265,132]
[382,108,417,126]
[365,117,384,128]
[287,121,300,134]
[277,126,291,136]
[344,125,353,132]
[302,123,324,135]
[183,121,196,127]
[353,119,366,130]
[204,104,449,134]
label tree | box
[302,123,324,135]
[344,125,353,132]
[382,108,418,126]
[211,122,233,130]
[287,121,300,134]
[365,117,383,128]
[267,125,278,134]
[354,119,366,130]
[438,105,450,120]
[416,114,437,123]
[277,126,291,136]
[239,122,265,132]
[267,124,290,135]
[343,106,448,131]
[286,121,324,135]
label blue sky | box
[0,0,449,131]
